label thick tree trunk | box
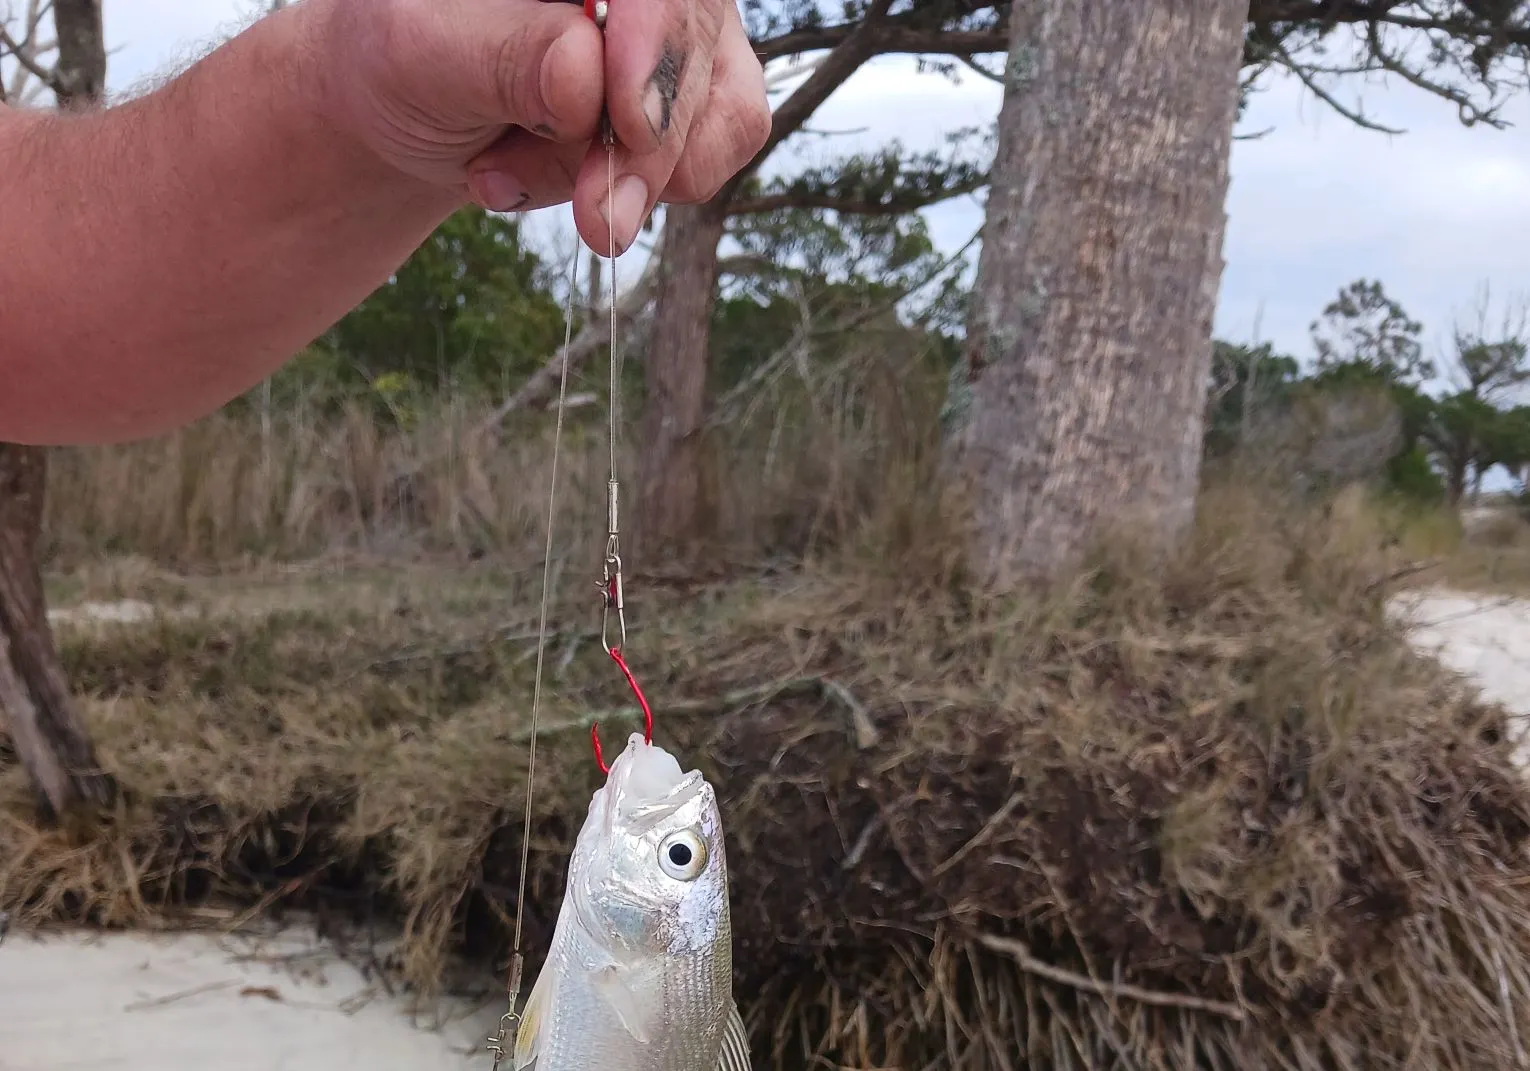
[0,446,117,821]
[943,0,1246,586]
[0,0,115,822]
[634,201,730,565]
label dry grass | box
[1441,505,1530,596]
[8,364,1530,1068]
[41,338,947,574]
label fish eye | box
[658,829,707,881]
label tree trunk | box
[52,0,107,104]
[0,447,117,821]
[943,0,1246,586]
[0,0,116,823]
[634,201,730,566]
[1446,454,1469,506]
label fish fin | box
[592,964,652,1044]
[512,962,556,1071]
[715,1001,752,1071]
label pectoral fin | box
[715,1001,752,1071]
[593,964,653,1044]
[512,962,556,1071]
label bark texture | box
[944,0,1246,586]
[634,202,730,565]
[52,0,106,103]
[0,0,116,822]
[0,447,117,820]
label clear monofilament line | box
[606,146,618,493]
[507,237,580,982]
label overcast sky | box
[50,2,1530,368]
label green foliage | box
[251,207,567,416]
[1310,278,1431,385]
[1384,446,1447,505]
[1456,335,1530,399]
[734,130,993,220]
[1218,279,1530,507]
[713,207,969,392]
[1204,340,1301,459]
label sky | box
[33,1,1530,369]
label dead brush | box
[13,353,1530,1069]
[6,471,1530,1069]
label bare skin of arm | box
[0,0,769,446]
[0,11,460,446]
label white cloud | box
[86,3,1530,368]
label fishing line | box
[487,4,657,1061]
[485,228,579,1071]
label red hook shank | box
[590,647,654,775]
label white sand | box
[0,923,504,1070]
[1392,588,1530,764]
[5,586,1530,1068]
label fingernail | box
[600,175,650,253]
[642,82,667,140]
[469,170,529,213]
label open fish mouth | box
[598,734,712,832]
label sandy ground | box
[1392,588,1530,765]
[0,922,504,1071]
[5,587,1530,1068]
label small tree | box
[1421,290,1530,503]
[1310,279,1433,386]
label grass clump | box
[4,480,1530,1070]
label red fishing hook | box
[591,645,654,775]
[583,0,637,778]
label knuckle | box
[667,144,729,204]
[738,89,772,157]
[695,0,728,44]
[492,32,548,127]
[665,169,717,205]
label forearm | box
[0,1,462,445]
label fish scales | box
[513,733,750,1071]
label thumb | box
[469,0,605,141]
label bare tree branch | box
[709,228,980,428]
[754,21,1009,63]
[727,172,988,217]
[468,259,665,434]
[1243,2,1530,132]
[721,0,901,206]
[957,53,1004,84]
[1259,36,1406,134]
[0,22,61,99]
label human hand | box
[317,0,771,256]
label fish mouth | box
[602,734,711,834]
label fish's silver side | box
[512,733,750,1071]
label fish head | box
[567,732,730,962]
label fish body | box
[514,732,749,1071]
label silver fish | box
[513,732,750,1071]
